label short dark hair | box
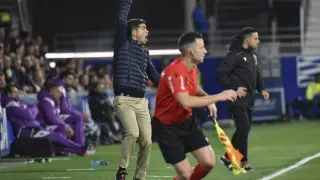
[3,84,17,95]
[178,32,203,55]
[89,81,101,92]
[238,27,257,41]
[44,82,59,92]
[59,70,74,80]
[127,19,146,36]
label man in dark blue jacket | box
[112,0,160,179]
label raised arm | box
[114,0,133,48]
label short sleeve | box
[166,72,188,96]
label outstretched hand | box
[219,90,238,102]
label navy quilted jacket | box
[112,0,160,97]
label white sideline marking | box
[147,175,173,178]
[51,158,71,161]
[260,152,320,180]
[42,177,72,179]
[66,168,95,171]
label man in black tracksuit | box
[216,27,269,171]
[113,0,160,179]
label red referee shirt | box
[154,58,198,125]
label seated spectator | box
[65,59,76,73]
[52,71,87,118]
[37,82,86,147]
[88,82,123,143]
[15,43,24,59]
[12,56,34,92]
[31,69,45,93]
[102,74,113,90]
[291,73,320,118]
[3,55,17,84]
[77,74,89,92]
[51,71,87,146]
[34,44,41,58]
[157,56,171,74]
[1,84,86,156]
[23,33,33,46]
[74,58,84,77]
[22,55,34,75]
[306,73,320,114]
[0,42,4,57]
[0,71,7,93]
[84,115,101,151]
[4,43,10,55]
[21,55,37,93]
[26,43,35,59]
[306,73,320,103]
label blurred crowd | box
[53,59,113,93]
[0,27,121,158]
[0,28,113,95]
[0,28,49,94]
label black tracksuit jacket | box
[216,46,265,108]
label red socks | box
[173,164,210,180]
[189,164,210,180]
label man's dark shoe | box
[115,170,128,180]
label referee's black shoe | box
[219,156,232,171]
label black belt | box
[115,92,144,98]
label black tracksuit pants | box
[227,106,253,162]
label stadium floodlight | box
[49,62,56,68]
[45,49,181,59]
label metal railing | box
[52,0,315,57]
[53,26,304,56]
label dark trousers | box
[228,106,253,162]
